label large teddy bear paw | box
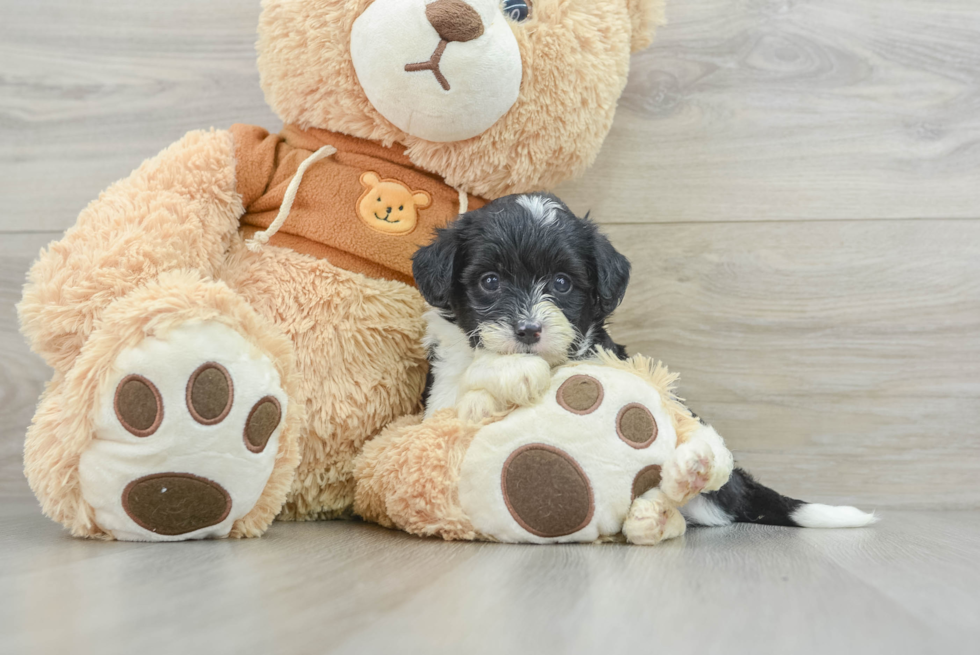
[80,321,288,541]
[457,362,692,543]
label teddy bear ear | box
[360,171,381,188]
[413,191,432,210]
[627,0,667,53]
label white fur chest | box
[423,308,476,417]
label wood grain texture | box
[0,234,54,498]
[556,0,980,222]
[604,220,980,508]
[3,1,980,231]
[1,497,977,655]
[0,0,279,232]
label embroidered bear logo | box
[357,171,432,235]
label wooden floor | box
[0,496,977,655]
[1,1,979,652]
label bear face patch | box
[357,171,432,235]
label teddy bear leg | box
[19,128,244,376]
[622,488,687,546]
[25,271,302,541]
[353,411,481,541]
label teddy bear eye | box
[399,205,404,211]
[501,0,531,22]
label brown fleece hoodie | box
[232,123,487,285]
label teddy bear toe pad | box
[122,472,232,536]
[459,366,679,543]
[501,444,595,538]
[79,322,287,541]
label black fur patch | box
[414,193,631,359]
[701,468,804,527]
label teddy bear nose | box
[425,0,485,43]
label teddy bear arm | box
[19,129,246,373]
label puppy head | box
[413,193,631,364]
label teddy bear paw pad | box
[80,322,287,541]
[501,444,595,538]
[458,364,680,543]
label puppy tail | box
[680,468,879,529]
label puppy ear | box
[594,232,632,316]
[413,227,458,309]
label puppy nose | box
[425,0,485,43]
[515,320,542,345]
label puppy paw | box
[623,490,686,545]
[505,355,552,407]
[462,353,552,412]
[661,439,715,505]
[457,389,500,423]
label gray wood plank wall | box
[1,0,978,507]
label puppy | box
[412,193,630,420]
[412,193,878,531]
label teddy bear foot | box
[622,489,687,545]
[79,321,289,541]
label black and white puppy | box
[412,192,877,531]
[413,193,629,419]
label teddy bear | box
[18,0,669,541]
[354,350,734,545]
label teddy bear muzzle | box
[351,0,522,142]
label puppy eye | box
[501,0,531,22]
[399,205,404,211]
[480,273,501,292]
[553,274,572,294]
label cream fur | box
[218,238,428,521]
[81,321,289,541]
[19,129,427,536]
[259,0,668,198]
[19,0,667,539]
[356,353,731,544]
[623,488,687,545]
[456,351,553,422]
[350,0,523,142]
[353,411,482,540]
[23,269,304,539]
